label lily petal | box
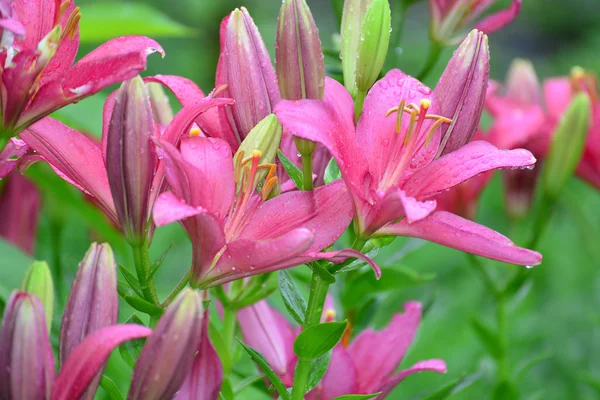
[311,345,358,400]
[307,248,382,279]
[0,137,29,179]
[53,324,152,400]
[475,0,521,35]
[366,189,436,233]
[404,141,537,199]
[377,359,448,399]
[153,191,207,227]
[378,211,543,266]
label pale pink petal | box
[0,18,25,37]
[153,191,206,226]
[0,137,29,178]
[53,324,152,400]
[20,117,117,222]
[239,180,353,252]
[377,359,448,399]
[475,0,521,35]
[378,211,542,266]
[237,301,296,376]
[404,141,537,199]
[348,302,422,393]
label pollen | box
[252,149,262,159]
[189,127,202,136]
[324,308,336,322]
[61,7,81,40]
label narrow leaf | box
[118,314,147,368]
[278,270,307,325]
[324,158,341,184]
[419,373,481,400]
[99,376,125,400]
[118,265,144,297]
[471,318,502,360]
[306,350,332,393]
[277,149,304,190]
[147,241,174,280]
[237,339,291,400]
[294,321,347,359]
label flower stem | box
[222,305,237,363]
[132,242,159,306]
[496,291,509,380]
[417,42,442,81]
[161,268,191,308]
[354,89,367,123]
[301,153,314,191]
[292,273,330,400]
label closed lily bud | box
[106,76,157,246]
[542,93,591,199]
[236,114,282,166]
[60,242,118,398]
[276,0,325,101]
[20,261,54,333]
[435,30,490,157]
[354,0,391,94]
[128,288,204,400]
[341,0,371,96]
[147,82,174,126]
[217,7,280,142]
[0,291,55,400]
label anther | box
[189,127,201,137]
[211,84,229,98]
[57,0,71,23]
[61,7,81,40]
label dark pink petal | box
[175,312,223,400]
[475,0,521,35]
[377,359,447,399]
[357,69,438,184]
[365,188,436,234]
[0,137,29,178]
[404,141,537,199]
[378,211,543,266]
[153,191,207,226]
[239,180,353,252]
[20,117,117,222]
[0,171,40,254]
[144,74,205,107]
[12,0,56,50]
[53,324,152,400]
[237,301,296,376]
[189,212,228,288]
[310,345,357,400]
[348,302,422,393]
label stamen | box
[257,163,278,200]
[324,308,336,322]
[403,109,417,146]
[61,7,81,40]
[233,151,245,184]
[424,117,451,147]
[189,127,201,136]
[57,0,71,23]
[395,100,405,134]
[211,84,229,98]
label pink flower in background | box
[0,0,164,138]
[153,135,380,288]
[429,0,521,44]
[0,170,40,254]
[276,32,542,267]
[237,300,446,399]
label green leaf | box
[331,394,381,400]
[233,374,266,394]
[306,350,332,392]
[278,270,307,325]
[147,241,174,280]
[294,321,347,359]
[99,375,125,400]
[118,265,144,298]
[0,239,34,301]
[277,150,304,190]
[220,378,235,400]
[419,373,481,400]
[118,286,163,315]
[324,158,341,184]
[237,339,291,400]
[78,2,195,43]
[470,318,502,360]
[118,314,147,368]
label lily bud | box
[217,7,280,143]
[341,0,371,96]
[147,82,174,126]
[60,243,118,373]
[355,0,391,93]
[106,76,157,245]
[0,292,55,400]
[276,0,325,101]
[20,261,54,332]
[541,93,591,200]
[128,288,204,400]
[236,114,282,166]
[435,30,490,157]
[505,59,541,106]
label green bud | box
[147,82,174,126]
[341,0,371,97]
[355,0,391,92]
[20,261,54,333]
[235,114,283,165]
[542,93,591,199]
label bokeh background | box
[2,0,600,398]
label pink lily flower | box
[0,170,40,254]
[275,48,541,266]
[429,0,521,45]
[0,0,163,138]
[19,76,229,235]
[152,135,380,288]
[237,300,446,399]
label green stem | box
[131,243,159,305]
[222,306,237,359]
[527,196,554,250]
[417,42,442,81]
[49,218,64,304]
[292,273,331,400]
[301,153,314,191]
[161,268,191,308]
[354,89,367,123]
[496,291,509,380]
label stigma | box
[385,98,451,148]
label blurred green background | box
[3,0,600,399]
